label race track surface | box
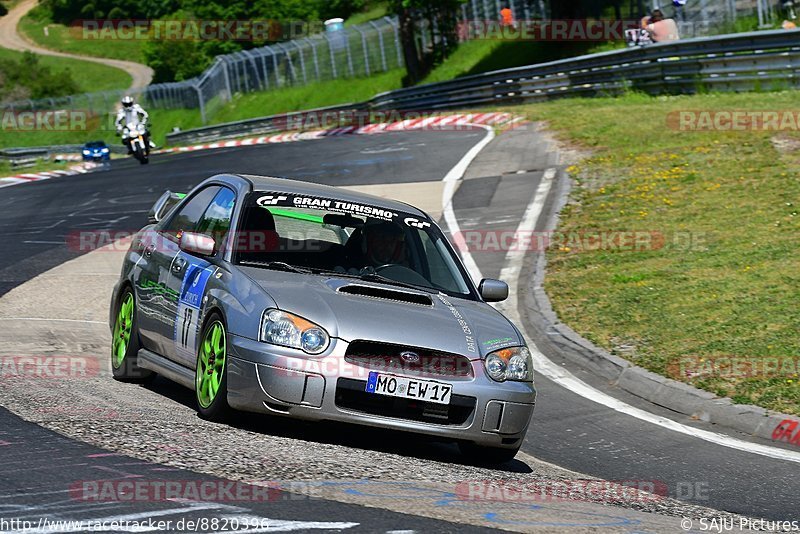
[0,128,797,531]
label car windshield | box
[85,142,105,148]
[232,191,475,299]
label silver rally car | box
[110,174,536,462]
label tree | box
[387,0,464,86]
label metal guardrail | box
[165,103,368,145]
[0,144,129,165]
[158,29,800,145]
[370,28,800,111]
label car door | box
[135,186,221,358]
[164,186,236,368]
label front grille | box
[345,340,474,379]
[335,378,476,426]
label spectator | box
[500,4,515,27]
[646,9,680,42]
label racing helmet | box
[121,96,134,108]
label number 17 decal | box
[174,262,214,358]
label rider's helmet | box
[121,96,134,108]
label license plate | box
[365,372,452,405]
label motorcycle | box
[122,121,150,165]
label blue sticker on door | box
[175,261,214,360]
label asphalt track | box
[0,128,797,530]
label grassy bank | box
[515,91,799,415]
[20,6,147,64]
[0,70,404,149]
[0,47,131,93]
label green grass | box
[512,91,800,415]
[0,70,404,149]
[0,47,131,93]
[345,3,389,27]
[423,39,625,84]
[20,6,147,63]
[211,69,404,124]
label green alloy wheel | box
[111,288,153,382]
[196,313,231,421]
[112,293,133,369]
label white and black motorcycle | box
[122,121,150,165]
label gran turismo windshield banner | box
[254,192,432,229]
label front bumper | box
[227,334,536,448]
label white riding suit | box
[116,104,152,150]
[116,104,149,134]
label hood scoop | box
[337,284,433,306]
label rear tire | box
[195,313,232,422]
[458,442,520,465]
[111,288,154,383]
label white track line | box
[441,128,800,464]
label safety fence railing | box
[160,28,800,145]
[369,28,800,111]
[1,17,404,123]
[0,0,792,125]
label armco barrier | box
[165,103,368,146]
[161,29,800,145]
[370,28,800,111]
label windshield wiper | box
[239,260,312,274]
[357,272,436,293]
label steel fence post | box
[195,84,206,124]
[344,28,355,77]
[305,38,321,80]
[369,20,388,72]
[384,16,403,68]
[293,40,308,84]
[353,26,370,76]
[324,33,338,78]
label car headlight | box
[484,346,533,382]
[101,148,109,153]
[82,150,90,155]
[260,309,329,355]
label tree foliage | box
[42,0,367,82]
[0,51,80,104]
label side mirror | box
[479,278,509,302]
[179,232,215,257]
[147,190,186,225]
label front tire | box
[111,288,154,382]
[195,313,231,422]
[458,442,520,465]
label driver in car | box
[363,221,406,268]
[339,220,407,274]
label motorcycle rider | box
[115,96,151,154]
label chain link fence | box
[0,0,791,125]
[2,16,404,123]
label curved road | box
[0,0,153,91]
[0,130,797,531]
